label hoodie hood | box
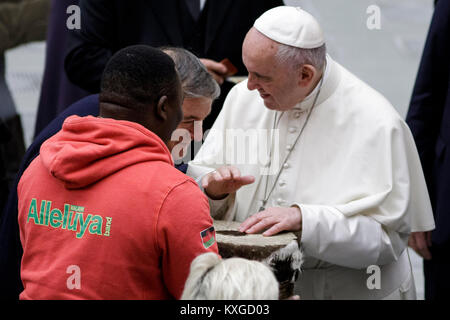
[40,116,173,189]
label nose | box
[247,73,258,91]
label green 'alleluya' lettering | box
[49,208,62,228]
[89,215,103,235]
[39,200,46,225]
[45,201,52,226]
[76,213,92,239]
[25,199,111,239]
[68,211,77,231]
[62,204,70,229]
[27,198,39,224]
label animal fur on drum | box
[263,240,304,299]
[213,220,304,299]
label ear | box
[298,65,316,87]
[155,95,169,121]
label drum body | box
[214,220,303,299]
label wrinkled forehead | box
[243,28,279,56]
[243,28,279,69]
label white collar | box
[305,56,330,100]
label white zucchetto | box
[254,6,325,49]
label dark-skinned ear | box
[155,95,169,121]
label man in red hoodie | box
[17,45,219,299]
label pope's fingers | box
[238,218,256,233]
[239,214,261,232]
[201,170,221,188]
[245,217,278,235]
[211,170,224,182]
[235,175,255,186]
[216,166,232,180]
[201,172,211,189]
[229,166,241,179]
[239,211,270,232]
[263,222,286,237]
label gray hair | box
[161,47,220,100]
[181,252,279,300]
[275,43,327,72]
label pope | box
[187,6,435,299]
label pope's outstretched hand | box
[202,166,255,200]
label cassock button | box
[289,127,297,133]
[286,145,293,151]
[277,198,284,205]
[283,163,290,169]
[279,180,286,187]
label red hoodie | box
[17,115,218,300]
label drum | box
[213,220,303,299]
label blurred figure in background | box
[33,0,89,138]
[181,252,279,300]
[63,0,283,134]
[406,0,450,300]
[0,0,50,219]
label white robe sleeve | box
[296,204,408,269]
[207,193,237,221]
[291,118,434,269]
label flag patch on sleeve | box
[200,226,216,249]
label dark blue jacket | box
[63,0,283,133]
[33,0,90,138]
[406,0,450,245]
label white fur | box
[181,252,279,300]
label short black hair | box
[99,45,180,112]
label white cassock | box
[187,55,435,299]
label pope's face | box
[242,29,306,111]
